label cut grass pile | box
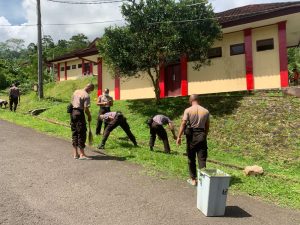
[1,77,299,209]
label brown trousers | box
[186,130,208,179]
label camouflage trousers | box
[70,109,87,149]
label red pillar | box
[244,28,254,90]
[278,21,289,88]
[159,62,165,98]
[180,54,188,96]
[97,58,103,97]
[114,73,120,100]
[57,63,60,81]
[89,62,93,75]
[64,61,67,80]
[81,59,85,75]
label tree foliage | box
[288,47,300,72]
[98,0,222,101]
[0,34,90,92]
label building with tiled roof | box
[49,1,300,100]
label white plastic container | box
[197,169,231,217]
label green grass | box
[1,78,300,209]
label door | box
[165,63,181,97]
[83,63,90,75]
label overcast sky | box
[0,0,298,45]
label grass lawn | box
[1,77,300,209]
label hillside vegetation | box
[0,77,299,209]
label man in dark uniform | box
[0,99,8,108]
[176,94,210,186]
[97,111,137,150]
[8,83,20,112]
[148,114,177,153]
[70,83,94,160]
[96,88,113,135]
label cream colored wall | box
[82,55,98,62]
[66,59,83,80]
[222,13,300,47]
[102,64,115,99]
[80,55,99,75]
[188,31,247,95]
[252,25,281,89]
[120,72,155,100]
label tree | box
[288,47,300,70]
[98,0,221,101]
[68,33,90,52]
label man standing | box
[176,95,210,186]
[148,114,177,153]
[8,83,20,112]
[97,111,137,150]
[70,83,94,160]
[96,88,113,135]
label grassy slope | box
[1,77,299,209]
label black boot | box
[97,144,105,150]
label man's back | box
[71,89,90,110]
[183,105,209,129]
[153,115,171,126]
[9,86,20,98]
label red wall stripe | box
[114,73,120,100]
[180,54,188,96]
[57,63,60,81]
[64,62,67,80]
[278,21,289,88]
[244,28,254,90]
[97,58,103,97]
[82,59,85,75]
[159,62,165,98]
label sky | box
[0,0,299,45]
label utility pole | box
[37,0,43,99]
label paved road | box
[1,120,299,225]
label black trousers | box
[0,101,8,108]
[96,107,110,135]
[186,130,208,179]
[149,122,170,153]
[70,109,87,149]
[9,97,18,112]
[100,114,137,147]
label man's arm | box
[205,117,210,136]
[96,97,109,107]
[84,107,92,122]
[168,122,177,140]
[108,97,113,107]
[176,120,186,145]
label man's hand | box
[176,137,182,145]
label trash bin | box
[197,169,231,217]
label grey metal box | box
[197,169,231,217]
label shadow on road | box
[224,206,252,218]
